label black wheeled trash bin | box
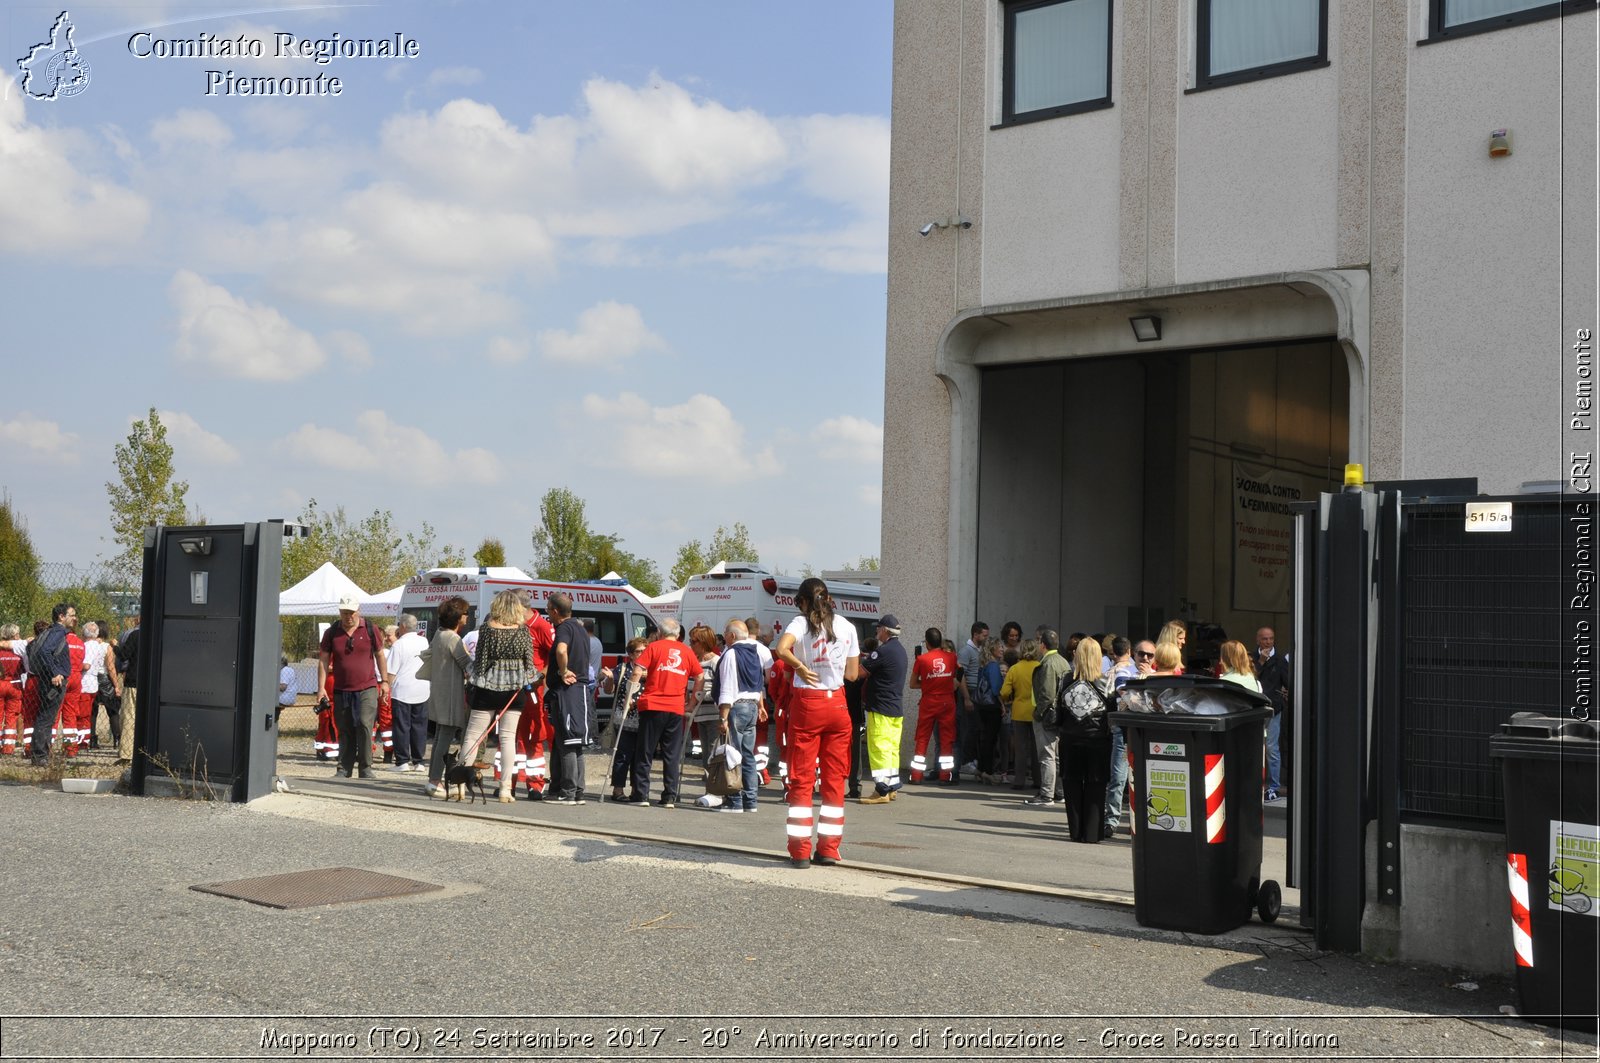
[1110,676,1278,935]
[1489,713,1599,1032]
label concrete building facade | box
[881,0,1597,967]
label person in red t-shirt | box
[317,596,389,779]
[626,620,702,808]
[910,626,967,783]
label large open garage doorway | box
[973,339,1349,665]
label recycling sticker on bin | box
[1548,820,1599,916]
[1145,759,1191,832]
[1149,741,1185,757]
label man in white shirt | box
[715,620,773,813]
[385,613,432,772]
[278,655,299,721]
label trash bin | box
[1110,676,1278,935]
[1489,713,1599,1032]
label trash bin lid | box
[1109,676,1273,731]
[1489,712,1600,762]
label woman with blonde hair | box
[999,639,1042,794]
[461,589,536,803]
[1057,635,1116,843]
[1155,619,1187,675]
[1218,640,1263,694]
[1151,643,1183,675]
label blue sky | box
[1,0,891,586]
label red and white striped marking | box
[1508,852,1533,967]
[1205,754,1226,844]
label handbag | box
[704,741,743,796]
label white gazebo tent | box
[278,561,369,616]
[361,583,404,617]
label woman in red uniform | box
[774,578,859,868]
[910,626,964,783]
[0,626,23,755]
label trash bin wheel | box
[1257,880,1282,924]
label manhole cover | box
[191,867,443,909]
[853,841,919,851]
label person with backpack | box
[714,619,773,813]
[26,603,77,766]
[972,638,1005,784]
[317,594,390,780]
[1057,635,1116,843]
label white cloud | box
[791,114,890,214]
[581,392,781,480]
[856,484,883,506]
[153,410,240,465]
[485,335,529,365]
[169,270,327,381]
[0,414,79,459]
[582,76,788,194]
[279,410,500,486]
[0,89,150,256]
[150,109,232,151]
[538,302,666,365]
[813,415,883,463]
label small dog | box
[441,752,485,805]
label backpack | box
[27,631,61,682]
[1057,675,1113,739]
[975,662,999,706]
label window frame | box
[1422,0,1599,44]
[998,0,1115,128]
[1191,0,1330,93]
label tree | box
[279,499,461,655]
[671,522,759,588]
[845,555,881,571]
[670,540,708,589]
[473,537,507,568]
[590,533,664,596]
[105,408,189,585]
[0,494,44,625]
[531,488,596,583]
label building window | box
[1426,0,1598,42]
[1194,0,1329,91]
[1000,0,1113,126]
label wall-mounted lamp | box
[177,536,213,557]
[918,214,973,237]
[1129,315,1162,342]
[1488,129,1511,157]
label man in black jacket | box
[115,613,141,763]
[28,603,76,766]
[1257,626,1291,801]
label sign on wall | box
[1232,462,1316,613]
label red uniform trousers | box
[314,707,340,759]
[911,696,957,780]
[20,680,41,752]
[375,691,393,760]
[783,686,851,861]
[62,688,88,754]
[514,689,550,793]
[0,681,21,753]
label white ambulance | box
[676,563,882,644]
[397,568,667,715]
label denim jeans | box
[728,698,760,810]
[1105,725,1129,829]
[391,699,427,766]
[1266,711,1282,790]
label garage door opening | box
[973,338,1349,666]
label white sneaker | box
[391,763,410,774]
[960,761,978,775]
[695,794,723,808]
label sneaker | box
[658,799,677,809]
[718,805,745,813]
[424,782,442,797]
[1264,788,1282,803]
[695,794,723,808]
[358,768,374,780]
[1023,795,1052,806]
[335,767,352,778]
[392,763,411,774]
[624,797,650,807]
[960,761,978,775]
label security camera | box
[957,217,972,230]
[918,222,937,237]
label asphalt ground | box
[1,783,1594,1063]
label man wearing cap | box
[318,594,389,779]
[857,614,909,803]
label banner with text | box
[1231,462,1315,613]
